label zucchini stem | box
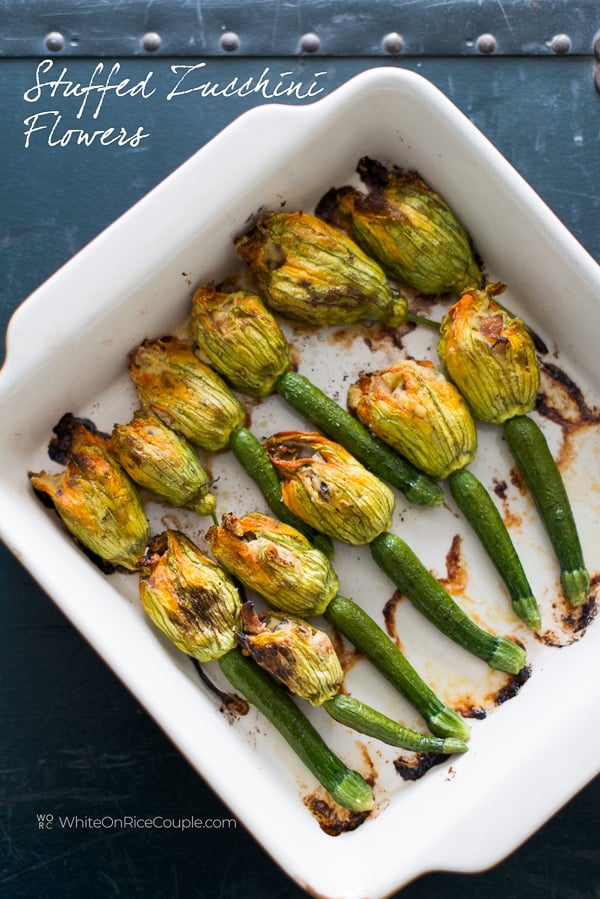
[370,532,527,675]
[218,649,374,813]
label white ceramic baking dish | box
[1,67,599,898]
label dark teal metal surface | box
[1,45,599,899]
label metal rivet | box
[141,31,162,52]
[45,31,64,52]
[382,32,404,55]
[476,33,497,54]
[299,32,320,53]
[220,31,240,52]
[550,33,571,54]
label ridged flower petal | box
[438,284,540,423]
[234,210,407,327]
[347,359,477,479]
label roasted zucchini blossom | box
[438,284,540,424]
[234,210,407,327]
[109,409,216,517]
[139,530,242,661]
[236,604,343,706]
[191,284,290,398]
[316,157,482,296]
[264,431,395,545]
[28,416,150,571]
[207,512,339,616]
[128,337,245,450]
[347,359,477,479]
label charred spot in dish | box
[489,663,532,706]
[303,792,370,835]
[393,752,449,781]
[535,577,598,647]
[562,581,598,634]
[191,658,250,719]
[537,360,600,428]
[493,478,508,500]
[452,700,487,720]
[48,412,107,464]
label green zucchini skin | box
[448,468,541,629]
[323,694,468,755]
[503,415,590,606]
[229,425,333,557]
[218,649,373,813]
[275,370,444,508]
[370,532,526,674]
[324,595,470,741]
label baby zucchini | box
[219,649,374,812]
[503,415,590,606]
[324,595,470,741]
[275,370,444,508]
[370,532,527,674]
[448,468,541,629]
[323,694,468,755]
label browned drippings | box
[328,627,364,676]
[303,790,371,836]
[509,466,528,496]
[382,590,406,648]
[535,576,599,647]
[486,662,532,706]
[393,752,449,781]
[536,360,600,469]
[219,692,250,721]
[451,699,487,720]
[437,533,467,594]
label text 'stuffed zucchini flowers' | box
[347,359,477,480]
[264,431,395,545]
[237,604,343,706]
[207,512,339,616]
[191,284,290,398]
[110,409,217,519]
[316,157,482,296]
[437,283,539,424]
[28,414,150,571]
[128,337,245,451]
[234,210,408,327]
